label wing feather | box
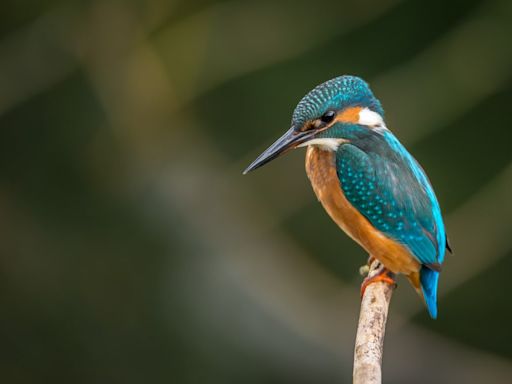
[336,134,445,266]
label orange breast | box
[305,146,420,276]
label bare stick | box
[353,259,395,384]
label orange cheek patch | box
[334,106,362,124]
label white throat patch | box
[298,138,347,151]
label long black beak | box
[243,127,313,174]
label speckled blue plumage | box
[292,76,384,128]
[333,125,445,318]
[294,76,446,318]
[334,130,445,264]
[336,129,445,317]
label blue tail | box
[420,267,439,319]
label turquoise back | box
[334,125,446,317]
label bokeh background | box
[0,0,511,383]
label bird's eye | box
[320,110,336,123]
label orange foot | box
[360,267,397,298]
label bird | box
[243,75,451,318]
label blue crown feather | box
[292,76,384,127]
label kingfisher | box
[243,75,451,318]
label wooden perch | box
[353,259,395,384]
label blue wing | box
[335,129,446,318]
[335,132,446,267]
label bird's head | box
[243,75,385,174]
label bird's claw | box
[360,265,397,298]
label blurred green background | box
[0,0,511,383]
